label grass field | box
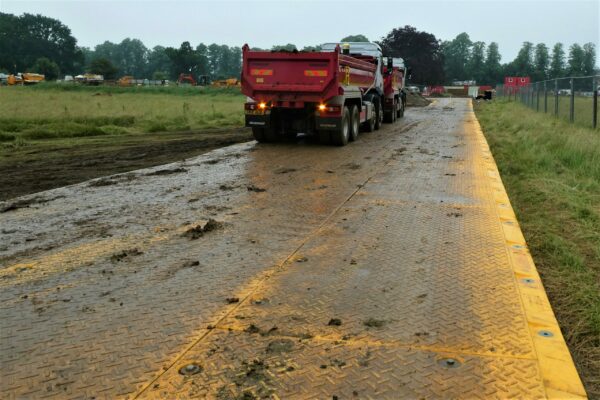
[474,99,600,397]
[0,83,245,143]
[0,84,250,199]
[510,93,598,130]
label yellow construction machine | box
[7,73,45,85]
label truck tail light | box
[245,102,269,111]
[318,105,341,115]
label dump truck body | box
[241,42,404,146]
[382,57,407,120]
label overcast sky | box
[2,0,599,64]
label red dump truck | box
[241,42,407,145]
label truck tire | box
[349,105,359,141]
[397,98,405,118]
[331,106,350,146]
[373,97,382,130]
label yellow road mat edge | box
[469,101,587,399]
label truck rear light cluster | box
[245,102,269,110]
[318,104,342,115]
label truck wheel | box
[374,98,382,130]
[331,106,350,146]
[349,105,359,141]
[392,99,397,122]
[397,100,405,118]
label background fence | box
[496,75,599,130]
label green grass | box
[517,93,598,130]
[475,99,600,397]
[0,83,245,143]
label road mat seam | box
[132,125,420,398]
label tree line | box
[441,32,597,85]
[0,12,597,85]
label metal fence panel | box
[496,75,599,130]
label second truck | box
[241,42,407,146]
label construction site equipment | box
[7,73,45,85]
[74,74,104,85]
[177,73,197,86]
[197,75,210,86]
[211,78,241,87]
[241,42,406,145]
[118,76,134,86]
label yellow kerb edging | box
[468,101,587,399]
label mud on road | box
[0,128,252,201]
[0,98,584,399]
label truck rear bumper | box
[245,114,270,128]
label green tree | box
[0,12,83,74]
[442,32,472,83]
[301,45,322,51]
[88,57,118,79]
[228,46,242,77]
[549,43,565,78]
[568,43,585,76]
[533,43,549,81]
[271,44,298,51]
[582,43,596,76]
[117,38,148,77]
[165,41,199,78]
[340,34,369,42]
[512,41,534,76]
[484,42,502,84]
[379,25,445,85]
[146,46,172,78]
[467,41,486,83]
[152,71,168,80]
[195,43,210,75]
[91,38,148,77]
[207,43,223,76]
[29,57,60,80]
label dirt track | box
[0,128,252,201]
[0,98,585,399]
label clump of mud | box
[247,185,266,193]
[145,167,187,176]
[183,219,223,239]
[0,195,64,213]
[266,339,294,354]
[363,318,386,328]
[342,162,361,170]
[88,173,137,187]
[110,248,143,262]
